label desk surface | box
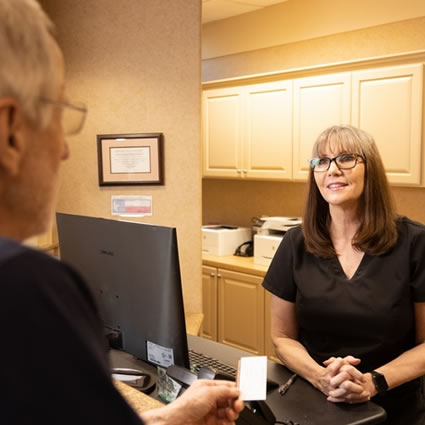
[114,380,163,413]
[187,335,386,425]
[111,335,386,425]
[202,253,268,277]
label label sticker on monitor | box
[147,341,174,367]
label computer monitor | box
[56,212,190,369]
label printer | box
[254,217,302,266]
[202,225,252,256]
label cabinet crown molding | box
[202,49,425,89]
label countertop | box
[114,380,163,414]
[202,253,269,277]
[112,337,386,425]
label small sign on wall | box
[111,195,152,217]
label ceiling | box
[202,0,289,24]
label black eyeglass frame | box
[309,153,365,172]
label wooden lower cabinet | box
[218,269,264,355]
[201,265,218,341]
[202,264,269,356]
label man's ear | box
[0,98,26,177]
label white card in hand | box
[237,356,267,401]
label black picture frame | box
[97,133,164,186]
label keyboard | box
[188,349,237,378]
[188,349,279,391]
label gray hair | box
[0,0,58,127]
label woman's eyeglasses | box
[309,153,365,172]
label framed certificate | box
[97,133,164,186]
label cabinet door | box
[352,64,423,185]
[218,269,264,355]
[202,87,243,178]
[293,73,351,181]
[201,266,218,341]
[244,81,293,180]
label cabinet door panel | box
[293,73,351,181]
[244,81,293,180]
[202,88,243,178]
[218,269,264,355]
[201,266,218,341]
[352,64,423,185]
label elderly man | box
[0,1,243,424]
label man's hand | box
[143,379,244,425]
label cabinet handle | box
[210,273,215,277]
[237,169,242,174]
[217,274,222,278]
[242,169,247,173]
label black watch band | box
[370,370,388,395]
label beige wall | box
[42,0,202,313]
[203,180,308,227]
[202,180,425,228]
[202,0,425,60]
[203,16,425,81]
[202,1,425,227]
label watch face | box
[372,371,388,394]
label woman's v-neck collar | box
[330,252,368,281]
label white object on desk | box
[254,234,284,266]
[256,216,302,235]
[254,217,301,266]
[112,373,144,384]
[237,356,267,401]
[202,225,251,256]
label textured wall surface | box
[202,0,425,60]
[42,0,203,313]
[203,17,425,81]
[202,180,425,228]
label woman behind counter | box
[263,124,425,425]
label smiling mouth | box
[327,183,347,190]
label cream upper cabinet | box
[293,72,351,181]
[352,64,423,185]
[202,81,293,180]
[202,87,243,178]
[203,63,425,186]
[243,81,293,180]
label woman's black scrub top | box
[262,216,425,372]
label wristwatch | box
[370,370,388,395]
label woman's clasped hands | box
[319,356,376,404]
